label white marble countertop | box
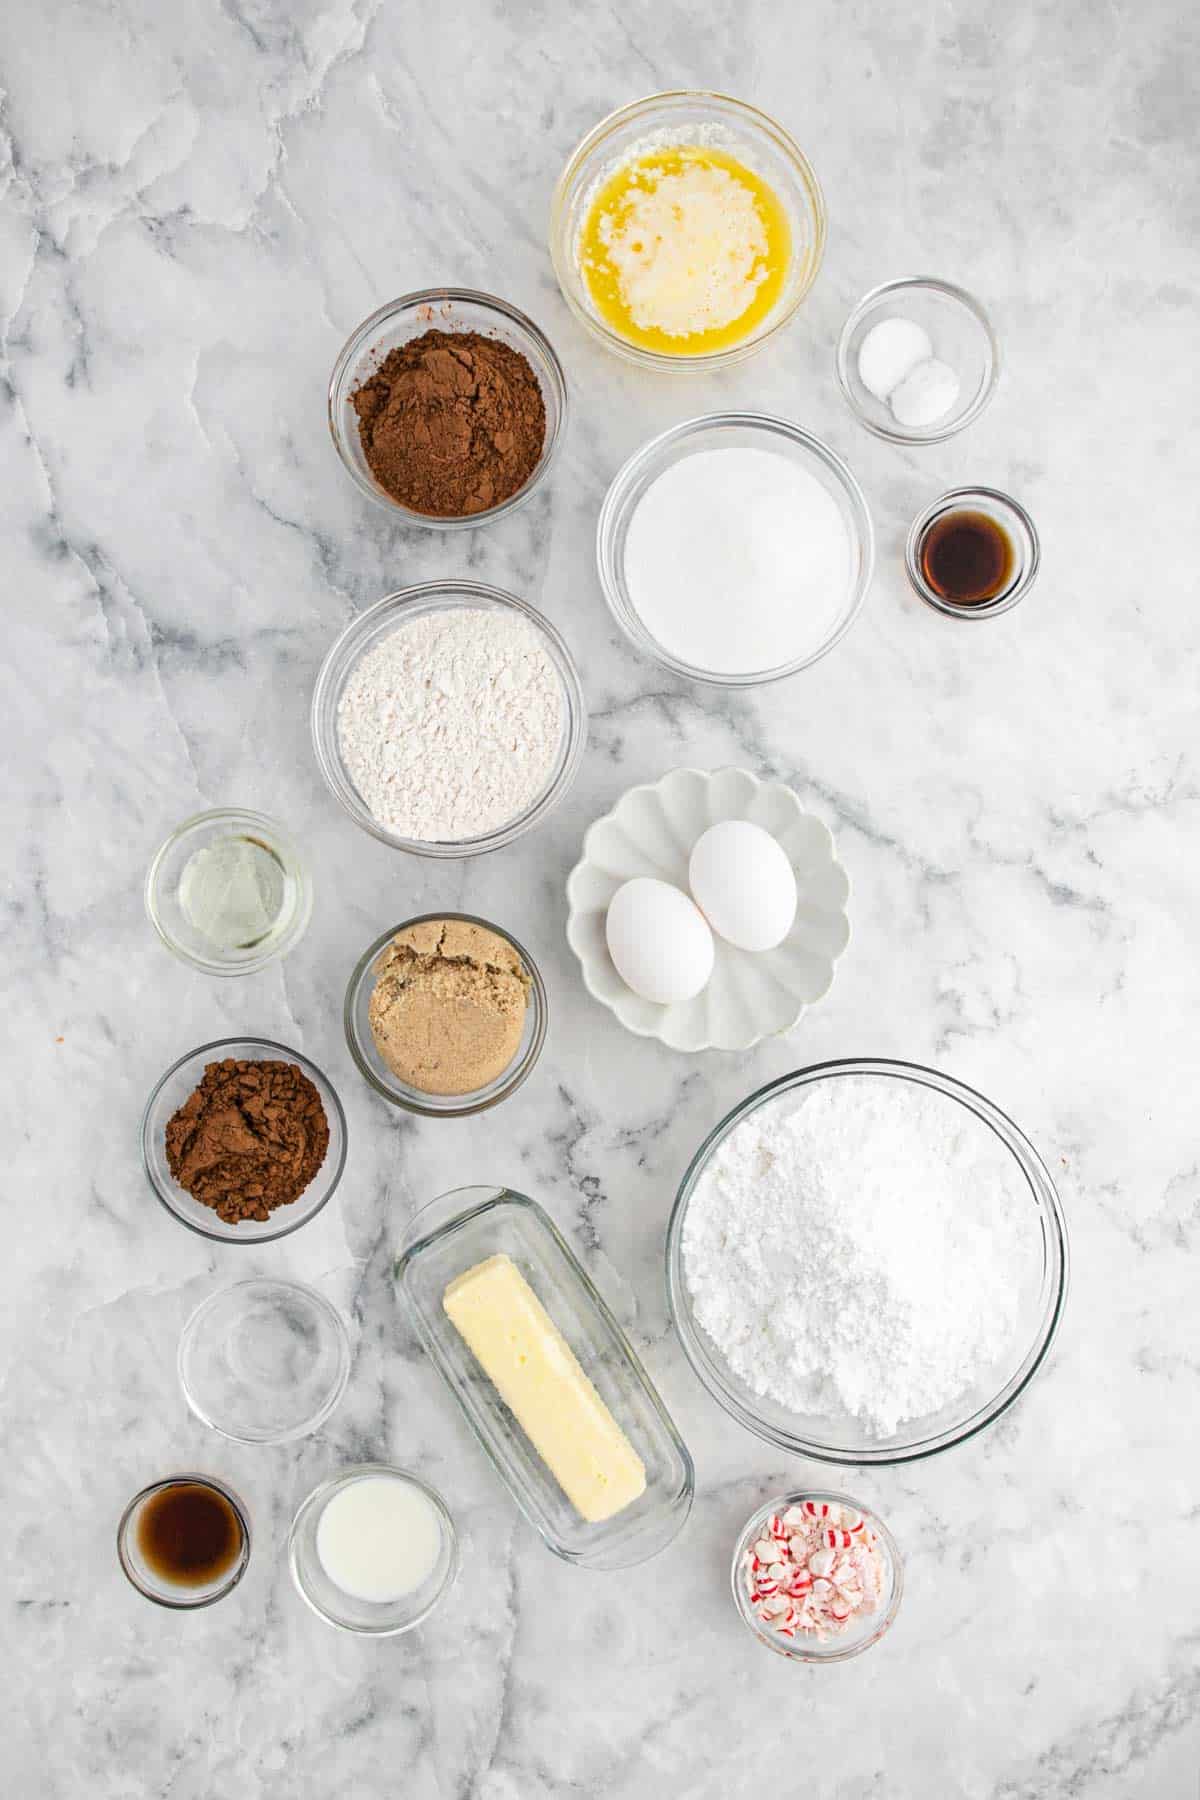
[4,0,1198,1794]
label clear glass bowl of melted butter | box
[550,90,826,370]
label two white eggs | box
[605,820,797,1006]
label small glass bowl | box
[597,412,874,686]
[311,582,587,857]
[288,1465,459,1636]
[344,915,547,1118]
[836,277,1000,444]
[328,289,567,526]
[550,90,826,370]
[905,486,1041,619]
[145,809,312,977]
[141,1037,348,1244]
[667,1059,1068,1464]
[732,1490,902,1663]
[118,1474,251,1610]
[178,1280,352,1444]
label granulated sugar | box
[337,607,564,842]
[682,1074,1037,1436]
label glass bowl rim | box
[327,286,568,527]
[310,581,587,858]
[549,87,827,371]
[904,485,1041,619]
[343,914,549,1117]
[834,275,1001,445]
[666,1056,1069,1464]
[731,1486,904,1662]
[287,1462,460,1636]
[140,1035,349,1244]
[117,1472,251,1610]
[177,1277,353,1444]
[144,806,313,977]
[596,411,875,686]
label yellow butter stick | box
[442,1253,646,1523]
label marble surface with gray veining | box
[3,0,1198,1794]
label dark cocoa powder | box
[349,329,546,517]
[164,1058,330,1225]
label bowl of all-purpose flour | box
[667,1060,1068,1463]
[597,413,874,685]
[312,583,586,856]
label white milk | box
[316,1476,442,1603]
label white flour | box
[337,607,564,841]
[682,1074,1036,1436]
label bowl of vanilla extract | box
[906,486,1040,619]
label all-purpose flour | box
[682,1075,1037,1436]
[337,607,564,842]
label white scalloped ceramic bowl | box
[565,768,850,1052]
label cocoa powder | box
[349,329,546,517]
[164,1058,330,1225]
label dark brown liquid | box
[920,509,1015,606]
[136,1482,243,1587]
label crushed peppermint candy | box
[742,1499,887,1642]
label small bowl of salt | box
[836,277,999,445]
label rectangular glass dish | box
[395,1186,694,1569]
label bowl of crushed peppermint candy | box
[732,1491,902,1662]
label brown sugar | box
[349,329,546,517]
[368,918,530,1096]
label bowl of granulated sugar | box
[597,412,874,686]
[312,582,587,858]
[667,1059,1068,1464]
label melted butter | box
[578,144,791,355]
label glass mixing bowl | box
[288,1465,459,1636]
[328,288,567,526]
[344,915,548,1118]
[145,808,311,977]
[550,90,826,370]
[178,1280,352,1444]
[732,1489,903,1663]
[597,413,874,686]
[311,583,587,857]
[141,1037,348,1245]
[666,1059,1068,1464]
[836,277,1000,445]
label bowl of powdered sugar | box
[312,583,586,856]
[668,1060,1068,1464]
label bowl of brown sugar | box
[329,289,567,528]
[344,915,547,1117]
[141,1038,348,1243]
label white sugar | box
[622,446,852,677]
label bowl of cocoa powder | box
[141,1038,347,1243]
[328,289,567,527]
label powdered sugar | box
[336,606,565,842]
[682,1074,1038,1436]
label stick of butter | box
[442,1253,647,1524]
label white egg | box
[605,878,714,1005]
[688,820,797,952]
